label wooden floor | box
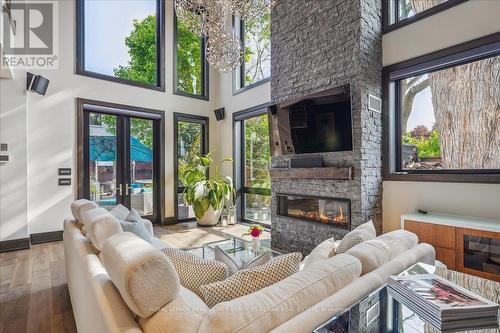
[0,222,269,333]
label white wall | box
[0,0,269,240]
[0,0,221,239]
[382,0,500,231]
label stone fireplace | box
[270,0,383,254]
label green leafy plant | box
[403,129,441,158]
[179,152,235,219]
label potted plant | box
[179,152,235,226]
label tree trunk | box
[410,0,500,169]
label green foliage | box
[243,10,271,85]
[179,151,235,219]
[244,114,270,189]
[403,129,441,158]
[114,15,158,85]
[176,19,203,95]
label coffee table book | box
[388,274,499,330]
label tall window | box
[233,10,271,92]
[234,106,271,225]
[174,13,208,99]
[76,0,165,90]
[384,34,500,182]
[174,113,209,221]
[384,0,466,32]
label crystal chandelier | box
[175,0,274,72]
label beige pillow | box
[70,199,98,221]
[214,246,273,275]
[346,229,418,274]
[336,220,376,254]
[102,232,180,319]
[84,208,123,251]
[301,236,338,270]
[199,252,302,308]
[162,248,228,297]
[109,204,130,220]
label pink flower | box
[250,229,261,238]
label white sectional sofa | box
[64,200,435,333]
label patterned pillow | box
[199,252,302,308]
[214,246,273,275]
[336,220,376,254]
[161,248,229,297]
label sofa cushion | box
[301,237,338,270]
[80,207,109,226]
[119,219,152,243]
[214,246,273,275]
[336,220,376,254]
[139,287,209,333]
[162,248,228,297]
[197,254,361,333]
[199,252,302,308]
[109,204,130,220]
[102,232,180,319]
[83,208,123,251]
[345,229,418,275]
[71,199,98,221]
[125,208,142,222]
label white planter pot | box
[196,205,223,227]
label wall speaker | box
[268,104,278,115]
[214,107,225,121]
[27,72,50,95]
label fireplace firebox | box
[277,194,351,229]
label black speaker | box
[214,107,225,121]
[269,104,278,115]
[27,72,50,95]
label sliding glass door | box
[233,105,271,225]
[78,100,164,223]
[174,113,209,222]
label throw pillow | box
[125,208,142,222]
[109,204,130,220]
[119,220,152,243]
[162,248,229,297]
[214,246,273,275]
[300,236,337,270]
[335,220,376,254]
[199,252,302,308]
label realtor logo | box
[1,0,58,69]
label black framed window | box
[233,104,271,225]
[383,0,467,33]
[174,113,209,222]
[76,0,165,91]
[174,12,208,99]
[233,9,271,93]
[383,33,500,183]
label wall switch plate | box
[58,168,71,176]
[58,178,71,186]
[368,94,382,113]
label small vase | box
[252,237,261,254]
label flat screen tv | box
[269,85,353,156]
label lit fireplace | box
[277,194,351,229]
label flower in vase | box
[244,224,264,238]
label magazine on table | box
[387,274,499,322]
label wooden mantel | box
[270,166,354,180]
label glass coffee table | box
[314,263,500,333]
[201,237,282,261]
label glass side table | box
[202,237,281,261]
